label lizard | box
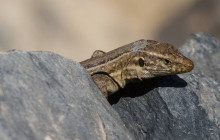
[80,39,194,97]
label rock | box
[1,32,219,140]
[109,32,220,140]
[0,51,134,140]
[181,32,220,83]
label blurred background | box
[0,0,219,61]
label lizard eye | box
[163,59,171,65]
[138,58,145,67]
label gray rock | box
[110,32,220,140]
[0,51,134,140]
[0,32,219,140]
[181,32,220,83]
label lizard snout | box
[180,58,194,72]
[171,57,194,73]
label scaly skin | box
[80,39,194,97]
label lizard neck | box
[85,53,131,88]
[80,41,145,88]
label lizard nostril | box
[163,59,171,65]
[165,59,170,64]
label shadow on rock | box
[108,75,187,105]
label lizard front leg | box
[92,73,121,97]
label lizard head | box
[124,40,194,80]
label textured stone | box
[110,32,220,140]
[0,51,134,140]
[0,32,219,140]
[181,32,220,83]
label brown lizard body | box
[80,39,194,97]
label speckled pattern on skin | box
[80,39,194,97]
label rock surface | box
[109,32,220,140]
[0,51,134,140]
[182,32,220,83]
[0,32,219,140]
